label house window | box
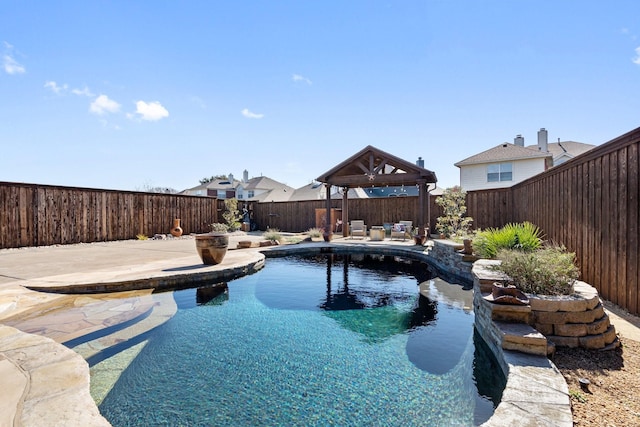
[248,190,255,198]
[487,163,512,182]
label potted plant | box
[412,226,426,246]
[195,222,229,265]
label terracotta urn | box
[195,233,229,265]
[170,218,183,237]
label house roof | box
[204,178,240,190]
[317,145,437,187]
[237,176,294,202]
[455,143,551,167]
[533,141,595,161]
[250,187,293,202]
[288,182,326,201]
[240,176,284,191]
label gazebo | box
[316,145,438,238]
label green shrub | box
[493,245,579,295]
[473,222,542,258]
[209,222,229,233]
[306,227,323,238]
[263,228,282,242]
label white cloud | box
[72,86,94,97]
[633,47,640,65]
[3,54,25,74]
[90,94,121,115]
[134,100,169,121]
[2,42,25,74]
[241,108,264,119]
[292,74,312,85]
[44,81,68,94]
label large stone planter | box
[195,233,229,265]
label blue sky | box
[2,1,639,192]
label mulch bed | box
[553,337,640,426]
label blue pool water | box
[98,253,505,426]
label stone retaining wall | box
[473,259,619,355]
[423,239,476,283]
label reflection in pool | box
[97,253,505,426]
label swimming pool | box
[96,253,505,426]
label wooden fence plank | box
[626,143,638,314]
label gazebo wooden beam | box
[326,172,428,187]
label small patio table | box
[369,226,385,241]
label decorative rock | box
[497,322,548,356]
[237,241,252,249]
[602,325,618,345]
[534,323,554,336]
[547,335,580,348]
[489,301,532,323]
[586,315,611,335]
[578,333,606,349]
[554,323,588,337]
[565,304,605,324]
[528,296,563,313]
[574,281,601,310]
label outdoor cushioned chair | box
[350,220,367,239]
[390,221,412,241]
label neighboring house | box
[236,173,294,202]
[542,141,596,166]
[455,128,595,191]
[181,170,294,202]
[181,177,239,199]
[288,182,367,201]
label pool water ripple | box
[97,254,504,426]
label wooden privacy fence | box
[0,183,439,249]
[249,196,441,234]
[466,126,640,316]
[0,182,218,248]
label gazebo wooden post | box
[426,183,432,236]
[418,179,426,236]
[342,187,349,237]
[324,183,332,240]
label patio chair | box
[350,220,367,239]
[390,221,412,241]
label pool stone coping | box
[1,239,572,426]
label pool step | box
[495,321,549,356]
[71,291,177,363]
[4,290,157,345]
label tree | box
[199,174,228,185]
[136,182,178,194]
[222,198,242,231]
[435,186,473,238]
